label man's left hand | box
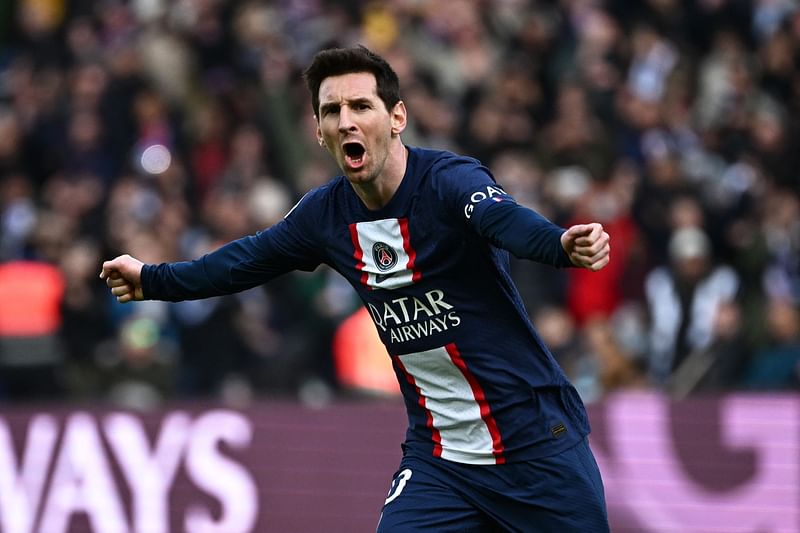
[561,223,610,271]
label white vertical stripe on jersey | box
[353,219,415,290]
[397,346,500,464]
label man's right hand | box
[99,254,145,303]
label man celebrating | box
[102,45,610,532]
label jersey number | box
[384,468,412,505]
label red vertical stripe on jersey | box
[398,218,422,283]
[393,355,443,458]
[348,223,370,288]
[445,343,506,464]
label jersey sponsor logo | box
[367,289,461,344]
[375,272,395,284]
[349,219,421,290]
[463,184,507,219]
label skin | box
[316,71,408,210]
[100,71,610,303]
[561,223,611,272]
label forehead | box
[318,72,380,104]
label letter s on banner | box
[184,410,258,533]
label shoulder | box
[408,146,494,196]
[409,146,484,175]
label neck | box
[352,141,408,210]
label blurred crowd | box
[0,0,799,409]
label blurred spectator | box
[742,297,800,390]
[332,307,399,397]
[0,106,26,175]
[669,299,751,398]
[95,314,177,411]
[535,303,647,404]
[534,305,582,377]
[0,259,66,400]
[62,108,116,184]
[564,160,646,325]
[186,97,230,205]
[58,237,112,397]
[169,290,258,400]
[762,187,800,304]
[537,80,612,178]
[645,226,740,385]
[574,316,647,403]
[0,172,37,260]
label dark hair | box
[303,45,401,117]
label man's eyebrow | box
[348,97,373,106]
[320,97,374,114]
[319,102,339,114]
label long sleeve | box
[427,152,573,269]
[141,193,326,302]
[141,233,291,301]
[472,199,574,268]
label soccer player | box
[101,46,611,532]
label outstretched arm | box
[99,254,145,303]
[99,213,325,303]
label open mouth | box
[343,142,366,168]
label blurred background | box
[0,0,799,531]
[1,0,799,407]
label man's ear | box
[390,101,407,136]
[316,122,325,147]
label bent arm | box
[434,154,609,271]
[472,199,574,267]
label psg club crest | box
[350,218,420,290]
[372,242,398,271]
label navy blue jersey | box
[143,146,590,464]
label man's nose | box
[338,106,357,132]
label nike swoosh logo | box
[375,273,395,283]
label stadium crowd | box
[0,0,799,409]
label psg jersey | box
[143,146,591,465]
